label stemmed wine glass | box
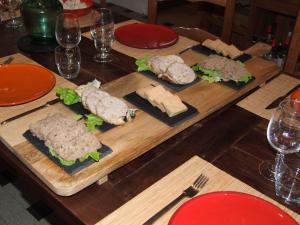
[259,98,300,181]
[0,0,22,28]
[90,8,114,63]
[55,12,81,61]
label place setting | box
[97,156,299,225]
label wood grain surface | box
[1,14,296,225]
[0,48,279,196]
[97,156,299,224]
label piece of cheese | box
[161,95,188,117]
[202,39,215,49]
[143,85,167,110]
[214,39,229,56]
[152,91,174,112]
[227,44,243,59]
[136,86,153,99]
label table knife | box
[265,83,300,109]
[0,98,60,125]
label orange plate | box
[0,64,56,106]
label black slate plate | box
[191,44,252,63]
[124,92,198,127]
[23,130,112,175]
[194,70,255,90]
[139,71,201,92]
[62,102,115,132]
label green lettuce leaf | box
[238,73,252,83]
[48,145,100,166]
[48,145,76,166]
[56,87,81,105]
[135,57,151,72]
[85,114,104,131]
[193,64,222,83]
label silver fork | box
[142,174,209,225]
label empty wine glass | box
[0,0,22,28]
[259,98,300,181]
[90,8,114,63]
[55,12,81,66]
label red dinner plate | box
[0,64,56,106]
[169,192,298,225]
[115,23,179,49]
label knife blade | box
[265,83,300,109]
[0,98,60,125]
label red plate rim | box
[168,191,298,225]
[0,63,56,106]
[115,23,179,49]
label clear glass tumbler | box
[55,46,81,80]
[90,8,114,63]
[274,153,300,203]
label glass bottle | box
[20,0,63,44]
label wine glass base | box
[258,160,276,182]
[93,54,112,63]
[5,19,23,28]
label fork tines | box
[193,174,209,189]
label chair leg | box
[148,0,157,23]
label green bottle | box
[20,0,63,44]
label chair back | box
[148,0,235,43]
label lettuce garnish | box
[56,87,81,105]
[85,114,104,131]
[135,56,151,72]
[192,64,222,83]
[48,145,100,166]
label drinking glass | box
[0,0,23,28]
[55,13,81,64]
[55,46,81,80]
[90,8,114,63]
[259,98,300,186]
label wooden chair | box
[147,0,236,43]
[284,9,300,75]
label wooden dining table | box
[0,9,299,225]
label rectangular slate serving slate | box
[124,92,198,127]
[63,102,115,132]
[23,130,112,175]
[139,71,201,92]
[192,44,252,63]
[194,69,255,90]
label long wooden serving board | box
[0,44,279,196]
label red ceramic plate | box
[115,23,179,49]
[169,192,298,225]
[0,64,56,106]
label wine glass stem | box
[66,48,73,65]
